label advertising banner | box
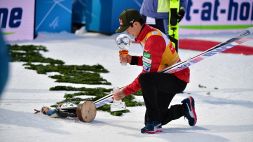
[0,0,35,41]
[180,0,253,35]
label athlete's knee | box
[138,73,151,84]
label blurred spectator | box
[0,30,9,96]
[140,0,188,35]
[72,0,87,32]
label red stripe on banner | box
[179,39,253,55]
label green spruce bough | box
[9,44,142,116]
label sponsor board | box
[180,0,253,35]
[0,0,35,41]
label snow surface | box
[1,31,253,142]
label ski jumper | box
[123,24,190,125]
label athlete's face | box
[126,22,141,38]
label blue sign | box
[36,0,72,34]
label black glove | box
[177,7,185,22]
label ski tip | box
[239,27,253,37]
[246,27,253,35]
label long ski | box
[162,28,253,74]
[95,28,253,108]
[94,93,113,108]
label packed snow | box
[0,30,253,142]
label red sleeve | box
[137,56,143,66]
[123,74,141,96]
[145,35,166,72]
[123,35,166,96]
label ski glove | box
[112,87,126,101]
[177,7,185,22]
